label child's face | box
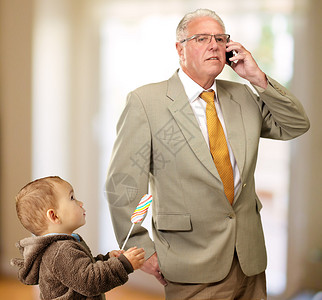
[54,180,86,234]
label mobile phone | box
[226,50,233,66]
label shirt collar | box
[178,68,218,103]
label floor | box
[0,275,165,300]
[2,274,321,300]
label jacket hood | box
[11,234,77,285]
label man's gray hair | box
[176,9,226,42]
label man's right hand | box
[140,252,167,286]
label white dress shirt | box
[178,69,241,198]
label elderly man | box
[106,8,309,300]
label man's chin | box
[209,65,225,78]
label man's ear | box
[46,209,60,224]
[176,42,184,63]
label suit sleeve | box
[251,76,310,140]
[105,91,155,258]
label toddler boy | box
[11,176,145,300]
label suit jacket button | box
[243,183,247,188]
[227,213,235,219]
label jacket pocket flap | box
[156,214,191,231]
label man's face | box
[176,17,227,88]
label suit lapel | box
[165,73,247,191]
[166,72,221,181]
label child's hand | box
[123,247,145,270]
[109,250,124,258]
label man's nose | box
[209,36,218,49]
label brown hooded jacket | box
[11,234,133,299]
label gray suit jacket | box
[106,70,309,283]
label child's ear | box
[46,209,61,224]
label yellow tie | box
[200,91,234,205]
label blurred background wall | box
[0,0,321,299]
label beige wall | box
[0,0,34,274]
[0,0,102,273]
[0,0,321,298]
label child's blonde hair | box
[15,176,63,236]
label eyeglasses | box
[180,34,230,45]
